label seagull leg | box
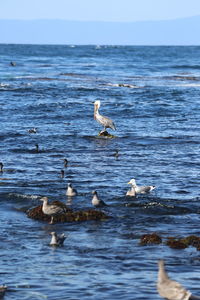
[49,216,54,224]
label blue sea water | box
[0,44,200,299]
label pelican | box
[66,183,77,197]
[94,100,116,133]
[157,260,200,300]
[127,179,155,194]
[40,197,66,224]
[92,190,107,207]
[50,232,66,246]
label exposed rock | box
[27,202,109,223]
[140,233,162,245]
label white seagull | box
[50,232,66,246]
[94,100,116,133]
[157,260,200,300]
[127,178,155,194]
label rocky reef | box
[27,201,109,223]
[139,233,200,251]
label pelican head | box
[127,179,137,187]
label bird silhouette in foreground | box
[50,232,66,246]
[157,260,200,300]
[94,100,116,134]
[127,178,155,194]
[40,197,67,224]
[66,183,77,197]
[92,190,107,208]
[0,285,7,298]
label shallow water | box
[0,44,200,299]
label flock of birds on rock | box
[0,100,199,299]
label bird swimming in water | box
[60,170,65,179]
[127,178,155,194]
[157,260,200,300]
[28,127,37,134]
[0,162,3,172]
[40,197,66,224]
[92,190,107,207]
[50,232,66,246]
[63,158,68,168]
[126,184,136,197]
[94,100,116,134]
[66,183,77,197]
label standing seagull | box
[40,197,66,224]
[50,232,66,246]
[127,178,155,194]
[94,100,116,133]
[157,260,200,300]
[92,190,107,207]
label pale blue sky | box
[1,0,200,22]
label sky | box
[1,0,200,22]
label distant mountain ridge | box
[0,16,200,45]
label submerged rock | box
[27,202,109,223]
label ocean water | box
[0,44,200,299]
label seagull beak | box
[127,181,131,184]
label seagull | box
[92,190,107,207]
[50,232,66,246]
[66,183,77,197]
[40,197,66,224]
[127,178,155,194]
[126,184,136,197]
[94,100,116,133]
[0,285,7,298]
[157,260,200,300]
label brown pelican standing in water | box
[94,100,116,134]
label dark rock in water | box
[140,233,162,245]
[27,202,109,223]
[166,237,188,249]
[97,131,115,139]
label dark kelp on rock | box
[27,203,109,223]
[140,233,162,245]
